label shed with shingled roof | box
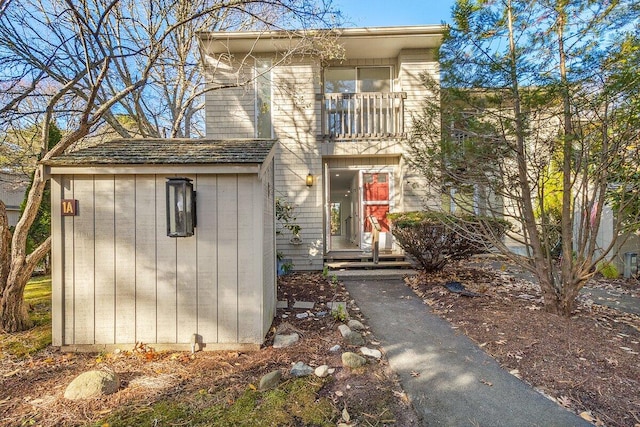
[42,138,277,351]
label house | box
[0,171,28,226]
[198,25,446,270]
[42,139,277,351]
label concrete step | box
[325,260,414,270]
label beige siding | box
[196,175,218,343]
[262,160,276,334]
[94,176,115,344]
[52,172,274,349]
[202,46,441,270]
[135,176,157,342]
[51,178,63,346]
[115,176,136,343]
[72,176,95,344]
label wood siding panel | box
[72,176,95,344]
[94,176,115,343]
[115,176,136,343]
[61,177,74,345]
[135,176,157,342]
[217,175,238,342]
[196,176,218,343]
[177,176,198,343]
[156,176,177,343]
[237,175,261,342]
[262,161,276,335]
[51,178,63,346]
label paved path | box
[338,271,592,427]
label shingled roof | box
[42,139,276,166]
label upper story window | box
[324,67,392,93]
[255,59,272,138]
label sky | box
[332,0,456,27]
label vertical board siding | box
[176,176,198,343]
[262,161,276,335]
[94,176,115,343]
[156,175,177,343]
[196,176,218,343]
[135,176,157,342]
[114,176,136,343]
[72,176,95,344]
[237,175,261,342]
[51,178,63,346]
[56,170,274,348]
[62,177,74,345]
[216,175,239,343]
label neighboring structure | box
[199,25,446,270]
[42,139,276,351]
[0,171,28,226]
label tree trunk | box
[0,279,33,332]
[0,201,11,299]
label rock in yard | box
[344,331,365,346]
[64,370,119,400]
[329,344,341,352]
[342,352,366,368]
[314,365,330,378]
[259,370,282,391]
[290,362,314,377]
[338,324,351,337]
[273,333,299,348]
[347,319,365,331]
[360,347,382,359]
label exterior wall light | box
[306,172,314,187]
[166,177,196,237]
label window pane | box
[256,60,272,138]
[324,68,356,93]
[358,67,390,92]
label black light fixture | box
[166,177,196,237]
[306,172,314,187]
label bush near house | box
[388,211,510,272]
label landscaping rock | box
[360,347,382,359]
[329,344,341,352]
[273,333,299,348]
[314,365,330,378]
[344,331,365,346]
[347,319,365,331]
[342,352,366,368]
[338,324,351,337]
[290,362,314,377]
[64,370,119,400]
[259,370,282,391]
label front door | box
[361,171,392,251]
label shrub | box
[388,211,509,272]
[597,261,619,279]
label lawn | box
[0,275,52,358]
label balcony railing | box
[318,92,406,140]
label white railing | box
[319,92,406,139]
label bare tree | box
[407,0,640,315]
[0,0,339,332]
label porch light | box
[306,173,314,187]
[166,177,196,237]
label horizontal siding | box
[202,48,441,271]
[53,172,274,348]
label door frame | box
[323,164,395,254]
[359,168,394,251]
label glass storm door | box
[361,171,391,250]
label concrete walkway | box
[338,271,592,427]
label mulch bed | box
[405,259,640,427]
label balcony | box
[318,92,407,140]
